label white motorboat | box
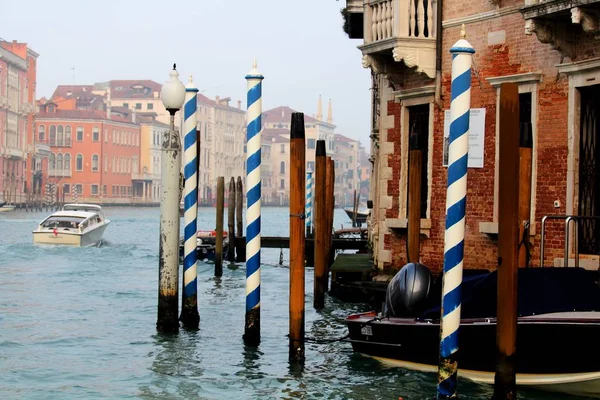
[32,204,110,247]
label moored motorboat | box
[32,203,110,247]
[345,265,600,398]
[343,207,369,225]
[179,230,229,262]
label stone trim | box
[486,72,543,87]
[557,57,600,75]
[393,86,436,101]
[443,6,521,29]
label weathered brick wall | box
[378,10,600,274]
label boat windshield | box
[41,216,86,229]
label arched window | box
[92,154,99,171]
[76,154,83,171]
[280,161,285,174]
[92,126,99,142]
[38,125,45,141]
[56,154,63,171]
[49,125,56,146]
[65,126,72,146]
[57,125,64,146]
[49,153,56,170]
[76,127,83,141]
[64,153,71,170]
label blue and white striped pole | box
[305,169,313,236]
[180,75,200,328]
[244,59,264,346]
[437,25,475,400]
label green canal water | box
[0,207,588,399]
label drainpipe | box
[435,0,443,109]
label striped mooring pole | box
[244,59,264,346]
[180,75,200,328]
[437,24,475,399]
[73,184,78,203]
[305,169,313,236]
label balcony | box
[520,0,600,59]
[132,172,155,181]
[35,141,52,156]
[48,169,72,177]
[349,0,437,78]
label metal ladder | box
[540,215,600,268]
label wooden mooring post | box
[493,82,520,400]
[236,176,245,262]
[289,112,306,361]
[326,157,335,274]
[519,107,533,268]
[215,177,225,277]
[228,177,236,262]
[352,189,358,228]
[313,140,327,310]
[408,132,423,263]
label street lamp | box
[156,63,186,334]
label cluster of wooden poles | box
[288,112,336,360]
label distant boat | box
[179,230,229,262]
[0,204,16,212]
[343,207,369,225]
[32,203,110,247]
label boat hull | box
[346,312,600,397]
[343,208,369,224]
[33,222,109,247]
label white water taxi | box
[32,204,110,247]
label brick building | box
[36,102,141,204]
[0,40,40,205]
[343,0,600,272]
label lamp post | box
[157,64,186,334]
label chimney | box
[316,95,323,121]
[106,87,112,119]
[215,95,220,104]
[327,98,333,124]
[132,108,137,124]
[237,100,241,109]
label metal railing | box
[540,215,600,268]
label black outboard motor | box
[385,262,432,317]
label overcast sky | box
[2,0,371,147]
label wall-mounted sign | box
[443,108,486,168]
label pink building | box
[0,40,40,205]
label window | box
[57,125,64,146]
[104,155,108,172]
[75,184,83,196]
[103,185,107,196]
[280,144,285,154]
[38,125,45,141]
[63,184,70,194]
[112,185,116,196]
[64,153,71,170]
[307,139,316,149]
[56,154,63,171]
[147,103,153,110]
[76,127,83,141]
[92,126,99,142]
[92,154,99,171]
[65,126,72,146]
[91,184,99,196]
[49,125,56,146]
[49,153,56,169]
[307,161,315,172]
[104,129,108,143]
[135,103,142,110]
[123,103,129,108]
[76,154,83,171]
[280,179,285,189]
[280,161,285,174]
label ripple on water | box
[0,207,586,400]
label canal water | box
[0,207,585,399]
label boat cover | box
[418,268,600,320]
